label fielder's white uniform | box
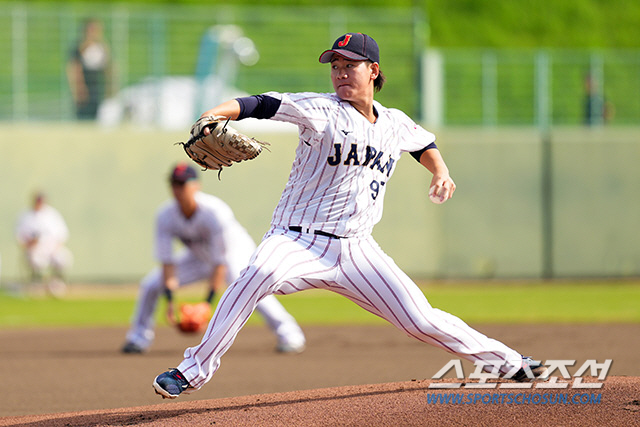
[15,204,72,276]
[177,92,523,389]
[125,191,306,351]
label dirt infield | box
[1,324,639,426]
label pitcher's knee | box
[401,320,432,339]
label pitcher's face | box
[330,56,378,103]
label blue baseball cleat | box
[153,368,192,399]
[510,356,549,382]
[121,341,145,354]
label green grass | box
[422,282,640,324]
[1,280,638,329]
[0,297,136,328]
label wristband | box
[164,288,173,302]
[206,290,215,304]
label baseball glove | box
[178,115,269,172]
[176,302,212,334]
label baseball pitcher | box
[153,33,547,399]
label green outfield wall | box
[0,124,638,282]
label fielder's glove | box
[178,115,269,172]
[176,302,212,334]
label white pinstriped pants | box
[178,228,523,389]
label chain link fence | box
[3,3,639,127]
[0,3,423,126]
[422,48,640,127]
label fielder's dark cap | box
[169,163,198,184]
[34,191,46,202]
[319,33,380,64]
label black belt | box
[289,226,342,239]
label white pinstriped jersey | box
[264,92,436,238]
[15,204,70,267]
[16,205,69,247]
[154,192,254,267]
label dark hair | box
[374,69,386,92]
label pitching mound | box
[1,377,639,426]
[2,324,639,426]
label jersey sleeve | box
[154,209,174,265]
[263,92,334,147]
[14,212,33,243]
[391,108,437,153]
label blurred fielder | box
[15,192,72,297]
[122,163,306,354]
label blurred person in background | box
[15,192,72,297]
[66,18,112,120]
[122,163,306,355]
[583,72,614,126]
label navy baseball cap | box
[169,163,198,184]
[319,33,380,64]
